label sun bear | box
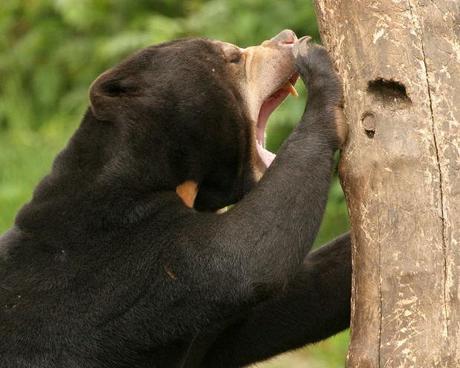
[0,30,350,367]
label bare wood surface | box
[313,0,460,366]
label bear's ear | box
[89,68,139,122]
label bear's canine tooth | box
[286,82,298,97]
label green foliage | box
[0,1,349,366]
[0,0,319,131]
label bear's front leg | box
[212,38,346,289]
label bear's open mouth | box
[256,73,299,168]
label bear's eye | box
[228,50,242,64]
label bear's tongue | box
[256,141,277,167]
[256,79,298,167]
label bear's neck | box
[14,109,181,238]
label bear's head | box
[88,30,300,212]
[87,30,301,211]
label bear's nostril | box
[271,29,297,45]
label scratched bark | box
[314,0,459,367]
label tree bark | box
[313,0,460,366]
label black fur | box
[0,37,351,367]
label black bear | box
[0,30,351,367]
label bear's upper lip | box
[256,72,299,168]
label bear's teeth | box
[286,82,298,97]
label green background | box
[0,0,349,366]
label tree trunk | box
[313,0,460,366]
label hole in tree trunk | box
[362,112,376,138]
[367,78,411,108]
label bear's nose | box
[270,29,298,45]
